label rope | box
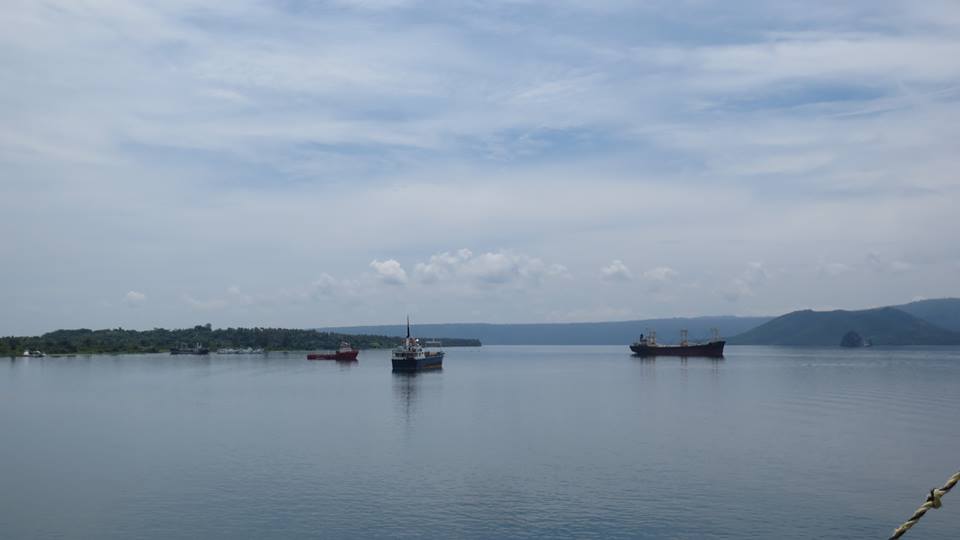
[889,471,960,539]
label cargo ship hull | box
[630,340,725,358]
[392,352,444,372]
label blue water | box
[2,346,959,539]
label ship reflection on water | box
[335,358,358,370]
[392,370,441,424]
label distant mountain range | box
[895,298,960,332]
[321,298,960,347]
[728,301,960,346]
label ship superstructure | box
[391,317,444,371]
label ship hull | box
[307,350,359,361]
[630,340,725,358]
[392,352,444,372]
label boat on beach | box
[391,318,444,372]
[307,342,359,361]
[630,329,725,358]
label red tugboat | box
[307,341,359,361]
[630,329,725,358]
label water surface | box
[2,346,959,539]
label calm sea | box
[2,346,959,539]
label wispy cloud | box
[723,262,771,302]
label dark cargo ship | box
[391,318,444,372]
[630,329,725,358]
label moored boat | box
[630,329,725,358]
[307,341,359,361]
[22,350,46,358]
[218,347,265,354]
[391,318,443,371]
[170,343,210,355]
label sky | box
[2,0,959,334]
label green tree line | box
[1,325,481,356]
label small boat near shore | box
[22,350,46,358]
[307,342,359,361]
[170,343,210,355]
[630,329,725,358]
[217,347,265,354]
[392,318,444,372]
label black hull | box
[630,340,725,358]
[392,353,444,372]
[170,349,210,355]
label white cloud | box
[414,249,473,283]
[414,248,568,286]
[601,260,633,282]
[123,290,147,307]
[370,259,408,285]
[464,252,549,284]
[642,266,678,282]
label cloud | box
[413,248,568,287]
[2,1,960,332]
[865,252,913,274]
[414,249,473,284]
[465,252,562,284]
[642,266,678,282]
[723,262,771,302]
[123,290,147,307]
[182,294,228,311]
[307,273,363,300]
[309,273,340,297]
[638,266,679,293]
[370,259,408,285]
[816,261,851,277]
[601,260,633,282]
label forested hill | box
[321,316,771,345]
[728,307,960,346]
[1,325,481,356]
[894,298,960,332]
